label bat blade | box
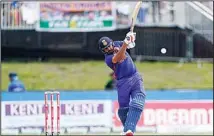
[130,1,142,32]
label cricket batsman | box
[98,32,146,136]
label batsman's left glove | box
[124,32,136,49]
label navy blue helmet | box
[98,37,113,53]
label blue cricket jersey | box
[105,41,137,80]
[8,80,26,92]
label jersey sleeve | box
[105,54,114,69]
[8,81,26,92]
[113,41,123,48]
[20,82,26,91]
[8,83,12,92]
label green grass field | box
[1,61,213,91]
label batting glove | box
[124,32,136,45]
[127,42,136,49]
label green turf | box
[1,61,213,91]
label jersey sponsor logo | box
[12,87,25,92]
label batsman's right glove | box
[127,42,136,49]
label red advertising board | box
[112,100,213,128]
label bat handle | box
[130,28,133,33]
[130,19,134,32]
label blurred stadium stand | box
[1,1,36,30]
[1,1,213,61]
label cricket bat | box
[130,1,142,32]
